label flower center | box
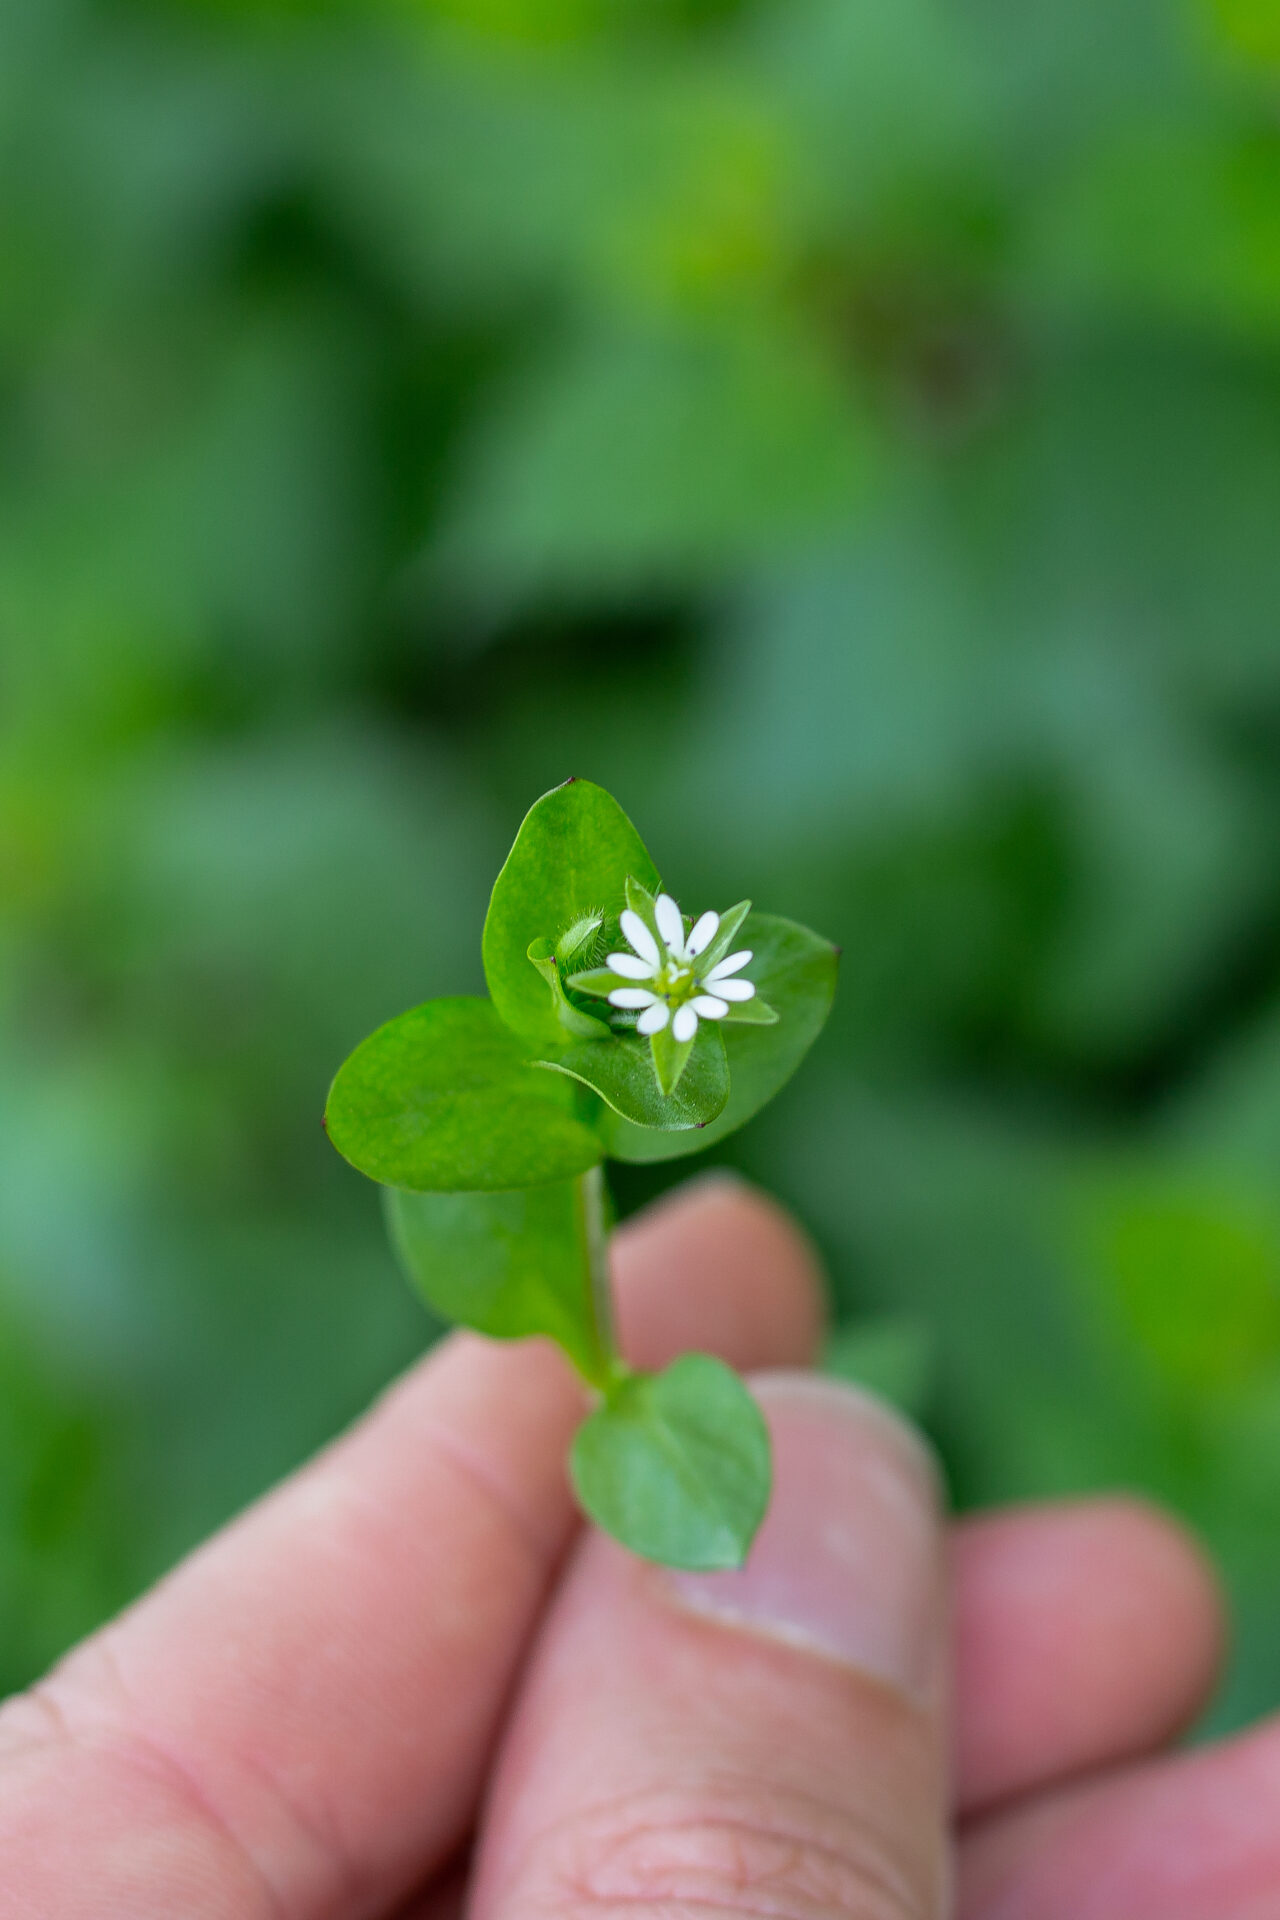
[654,961,696,1004]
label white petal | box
[685,910,720,957]
[654,892,684,951]
[715,978,756,1002]
[671,1003,698,1043]
[636,1000,670,1035]
[609,987,659,1009]
[619,909,660,967]
[704,948,752,981]
[690,994,729,1019]
[607,952,657,979]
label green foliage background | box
[4,0,1280,1726]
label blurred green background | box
[4,0,1280,1731]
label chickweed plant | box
[326,780,836,1569]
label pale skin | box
[0,1176,1268,1919]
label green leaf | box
[541,1022,729,1129]
[483,780,661,1049]
[603,913,837,1162]
[527,937,613,1040]
[325,996,603,1191]
[571,1355,772,1569]
[386,1175,609,1384]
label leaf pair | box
[327,779,838,1187]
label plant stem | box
[579,1163,624,1393]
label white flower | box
[604,893,756,1044]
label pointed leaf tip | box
[484,782,659,1049]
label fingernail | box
[666,1373,945,1701]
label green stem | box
[578,1164,627,1395]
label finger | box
[393,1491,1224,1917]
[959,1719,1280,1919]
[469,1375,950,1920]
[0,1174,823,1920]
[953,1497,1225,1816]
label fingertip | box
[612,1174,827,1375]
[1082,1494,1226,1645]
[957,1493,1228,1698]
[954,1494,1228,1815]
[1075,1495,1228,1719]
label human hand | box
[0,1178,1246,1918]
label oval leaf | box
[483,779,661,1049]
[387,1177,609,1383]
[571,1354,772,1569]
[540,1021,729,1130]
[325,996,602,1191]
[601,913,837,1162]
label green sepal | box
[650,1016,696,1096]
[483,780,660,1050]
[527,937,612,1041]
[539,1021,729,1130]
[386,1175,610,1385]
[564,966,625,1000]
[603,913,837,1162]
[325,996,603,1191]
[623,873,664,950]
[698,899,752,972]
[570,1354,772,1569]
[722,995,779,1026]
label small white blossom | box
[605,893,756,1043]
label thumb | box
[470,1373,950,1919]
